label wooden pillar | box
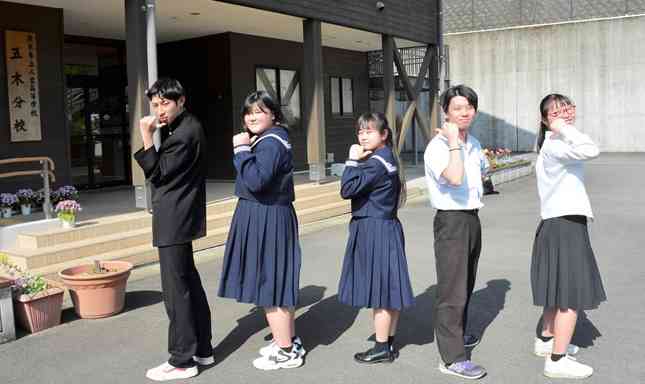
[430,44,441,138]
[382,35,396,131]
[125,0,155,208]
[432,0,444,137]
[303,19,326,182]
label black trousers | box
[158,243,212,368]
[433,210,482,364]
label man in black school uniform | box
[134,78,212,381]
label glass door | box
[66,75,129,188]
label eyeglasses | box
[548,104,576,118]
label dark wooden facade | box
[0,1,69,190]
[220,0,439,44]
[159,32,369,179]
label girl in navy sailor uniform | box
[218,91,304,371]
[338,112,415,364]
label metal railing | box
[368,46,430,79]
[0,157,56,219]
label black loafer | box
[354,347,394,364]
[390,345,400,359]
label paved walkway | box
[1,153,642,384]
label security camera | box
[376,1,385,11]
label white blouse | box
[536,125,599,220]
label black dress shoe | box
[354,347,394,364]
[390,345,400,359]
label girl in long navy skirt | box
[218,91,304,370]
[531,94,606,379]
[338,112,415,364]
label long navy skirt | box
[218,199,301,308]
[338,217,415,310]
[531,215,606,310]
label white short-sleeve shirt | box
[424,134,487,210]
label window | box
[330,76,354,116]
[255,67,301,126]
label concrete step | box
[40,226,230,283]
[11,184,422,275]
[15,212,152,250]
[5,227,153,270]
[16,183,342,249]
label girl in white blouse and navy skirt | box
[531,94,606,379]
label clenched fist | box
[434,121,459,142]
[348,144,372,161]
[139,115,159,135]
[233,132,251,147]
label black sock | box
[291,336,298,343]
[388,336,395,347]
[280,345,293,353]
[551,353,565,362]
[538,334,553,342]
[374,341,389,353]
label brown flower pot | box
[14,286,64,333]
[58,261,133,319]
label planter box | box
[13,286,64,334]
[490,161,534,185]
[0,277,16,343]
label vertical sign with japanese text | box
[5,30,42,142]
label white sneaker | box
[534,337,580,357]
[193,355,215,365]
[253,346,304,370]
[544,355,593,379]
[145,362,198,381]
[259,336,306,357]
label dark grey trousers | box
[433,210,482,364]
[158,243,213,368]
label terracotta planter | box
[58,261,133,319]
[13,286,64,333]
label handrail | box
[0,156,55,171]
[0,156,56,219]
[0,170,56,182]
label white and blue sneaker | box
[253,345,304,370]
[260,336,306,357]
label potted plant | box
[1,193,17,219]
[49,189,61,207]
[59,260,133,319]
[55,200,82,228]
[16,188,35,216]
[0,253,64,333]
[56,185,79,202]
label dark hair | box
[356,112,407,208]
[440,84,478,113]
[537,93,574,151]
[241,90,286,131]
[145,78,185,102]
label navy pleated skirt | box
[338,217,415,310]
[531,215,606,310]
[218,199,301,307]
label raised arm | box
[546,120,599,162]
[233,136,285,193]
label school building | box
[0,0,441,201]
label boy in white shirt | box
[424,85,488,380]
